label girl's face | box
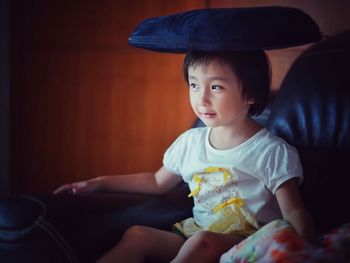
[188,59,253,129]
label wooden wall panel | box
[10,0,204,193]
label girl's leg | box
[97,225,185,263]
[171,231,243,263]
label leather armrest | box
[0,184,193,263]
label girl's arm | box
[53,166,183,195]
[275,178,316,244]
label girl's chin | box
[199,118,235,129]
[199,119,219,128]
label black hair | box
[183,50,271,116]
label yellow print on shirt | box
[187,167,231,197]
[187,166,259,236]
[209,196,258,235]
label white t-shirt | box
[163,127,303,237]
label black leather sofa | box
[1,30,349,263]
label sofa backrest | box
[268,30,350,233]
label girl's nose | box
[198,88,210,106]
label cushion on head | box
[128,6,322,53]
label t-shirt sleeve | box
[263,142,303,194]
[163,130,190,176]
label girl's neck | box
[209,118,263,150]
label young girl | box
[54,50,315,263]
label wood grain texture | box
[10,0,202,193]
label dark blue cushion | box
[128,6,322,53]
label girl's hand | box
[53,177,104,195]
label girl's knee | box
[121,225,166,249]
[98,226,153,263]
[123,225,149,241]
[187,231,217,249]
[120,225,152,247]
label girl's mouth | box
[200,112,216,118]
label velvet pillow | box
[128,6,322,53]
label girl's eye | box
[190,83,199,90]
[211,85,222,91]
